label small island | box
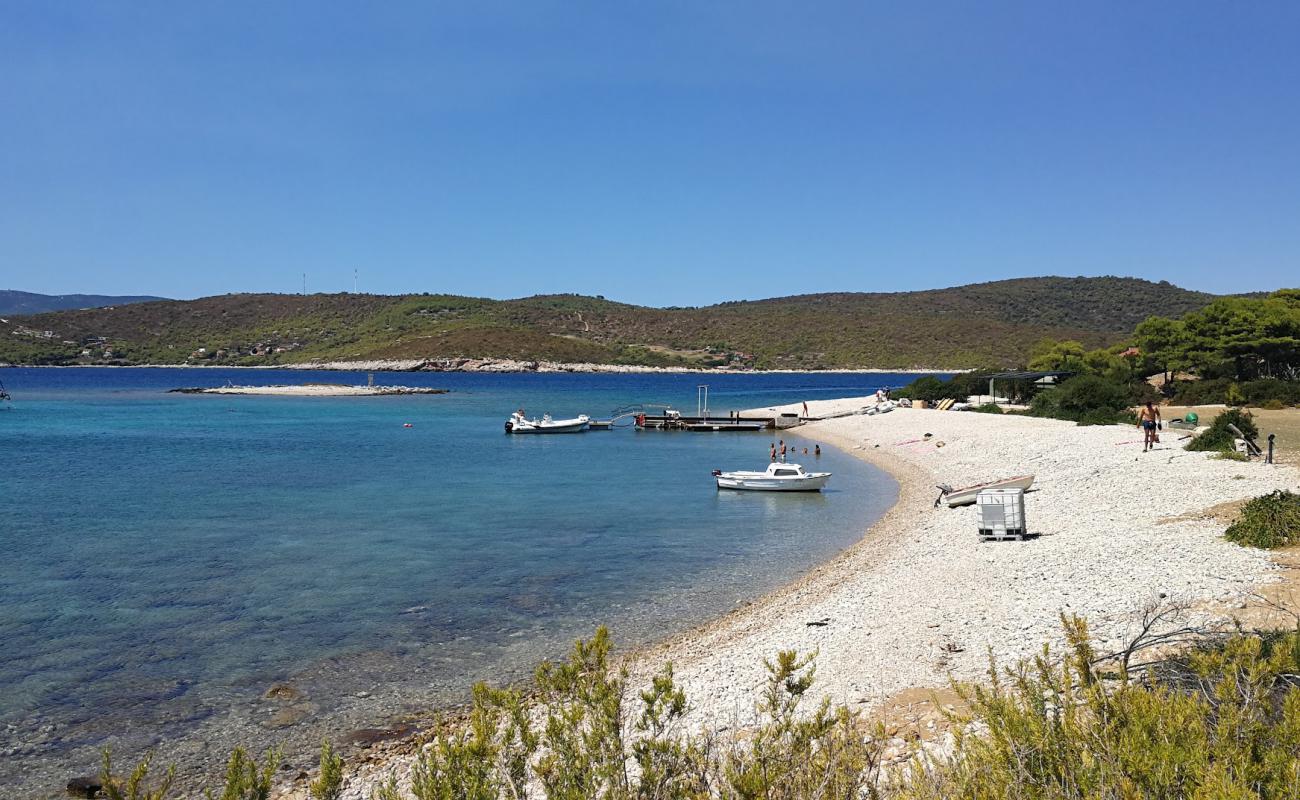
[168,384,449,397]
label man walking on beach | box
[1139,401,1162,452]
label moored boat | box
[504,410,590,434]
[938,474,1035,507]
[713,462,832,492]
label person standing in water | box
[779,440,787,462]
[770,442,777,462]
[814,444,821,457]
[1138,401,1162,452]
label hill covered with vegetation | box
[0,277,1227,369]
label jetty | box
[606,385,803,431]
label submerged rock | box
[344,725,415,748]
[263,704,312,729]
[263,683,304,703]
[66,776,101,798]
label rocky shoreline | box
[2,360,959,374]
[283,358,959,374]
[167,384,449,396]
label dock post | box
[1267,434,1275,464]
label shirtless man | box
[1138,401,1162,452]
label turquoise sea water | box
[0,368,907,794]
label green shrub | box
[1187,408,1259,452]
[1030,375,1135,424]
[1171,377,1233,405]
[969,403,1004,414]
[102,747,279,800]
[1242,378,1300,406]
[1172,378,1300,407]
[102,750,175,800]
[374,627,881,800]
[1214,450,1250,462]
[1225,490,1300,548]
[206,747,280,800]
[892,375,952,403]
[309,741,343,800]
[897,619,1300,800]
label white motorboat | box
[713,462,831,492]
[937,474,1035,507]
[504,411,590,434]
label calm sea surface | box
[0,368,909,794]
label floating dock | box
[632,413,773,431]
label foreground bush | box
[107,617,1300,799]
[897,618,1300,800]
[376,627,883,800]
[1225,491,1300,549]
[1187,408,1259,452]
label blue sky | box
[2,2,1297,306]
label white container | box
[977,488,1028,540]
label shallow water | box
[0,368,907,794]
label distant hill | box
[0,277,1229,369]
[0,290,167,316]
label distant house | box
[1120,346,1141,358]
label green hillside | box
[0,277,1226,370]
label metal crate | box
[977,488,1027,540]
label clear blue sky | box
[2,2,1297,306]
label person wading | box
[1138,401,1162,452]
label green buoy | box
[1185,412,1199,424]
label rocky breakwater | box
[169,384,449,396]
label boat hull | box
[507,421,589,434]
[505,414,590,434]
[943,474,1035,506]
[715,474,830,492]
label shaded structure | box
[982,370,1076,405]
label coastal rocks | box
[344,725,416,748]
[263,705,313,730]
[65,776,102,798]
[262,682,313,729]
[264,682,305,702]
[169,385,449,396]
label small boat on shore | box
[504,411,590,434]
[713,462,832,492]
[937,474,1035,507]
